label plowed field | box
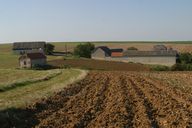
[24,71,192,128]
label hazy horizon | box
[0,0,192,44]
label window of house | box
[24,61,26,65]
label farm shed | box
[19,53,47,68]
[13,42,46,54]
[123,50,178,66]
[92,46,178,66]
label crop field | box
[51,42,192,53]
[3,71,191,128]
[1,42,192,128]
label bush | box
[74,42,95,58]
[151,65,170,71]
[127,47,138,50]
[60,64,71,69]
[45,43,55,55]
[171,63,192,71]
[177,52,192,64]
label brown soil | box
[48,58,150,71]
[27,71,192,128]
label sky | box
[0,0,192,43]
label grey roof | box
[123,50,177,57]
[13,42,46,50]
[19,53,46,60]
[153,45,167,51]
[94,46,111,56]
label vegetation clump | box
[45,43,55,55]
[172,52,192,71]
[127,47,138,50]
[74,42,95,58]
[32,64,55,70]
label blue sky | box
[0,0,192,43]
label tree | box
[74,42,95,58]
[45,43,55,55]
[127,47,138,50]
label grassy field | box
[0,69,87,110]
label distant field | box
[0,69,86,110]
[51,41,192,53]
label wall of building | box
[13,49,44,55]
[91,49,106,60]
[104,56,176,66]
[19,58,31,68]
[31,59,46,67]
[19,58,46,68]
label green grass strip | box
[0,70,62,92]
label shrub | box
[171,63,192,71]
[127,47,138,50]
[60,64,71,69]
[45,43,55,55]
[151,65,170,71]
[177,52,192,64]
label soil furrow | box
[128,76,159,128]
[21,71,192,128]
[37,73,109,127]
[74,76,109,128]
[144,76,192,105]
[130,74,191,127]
[31,73,97,120]
[122,75,152,128]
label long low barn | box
[91,46,178,66]
[13,42,46,54]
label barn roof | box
[19,53,46,60]
[111,49,123,53]
[93,46,111,55]
[153,45,167,51]
[123,50,177,57]
[13,42,46,50]
[27,53,46,59]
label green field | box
[0,69,86,110]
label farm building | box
[19,53,47,68]
[91,46,111,59]
[91,45,178,66]
[13,42,46,54]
